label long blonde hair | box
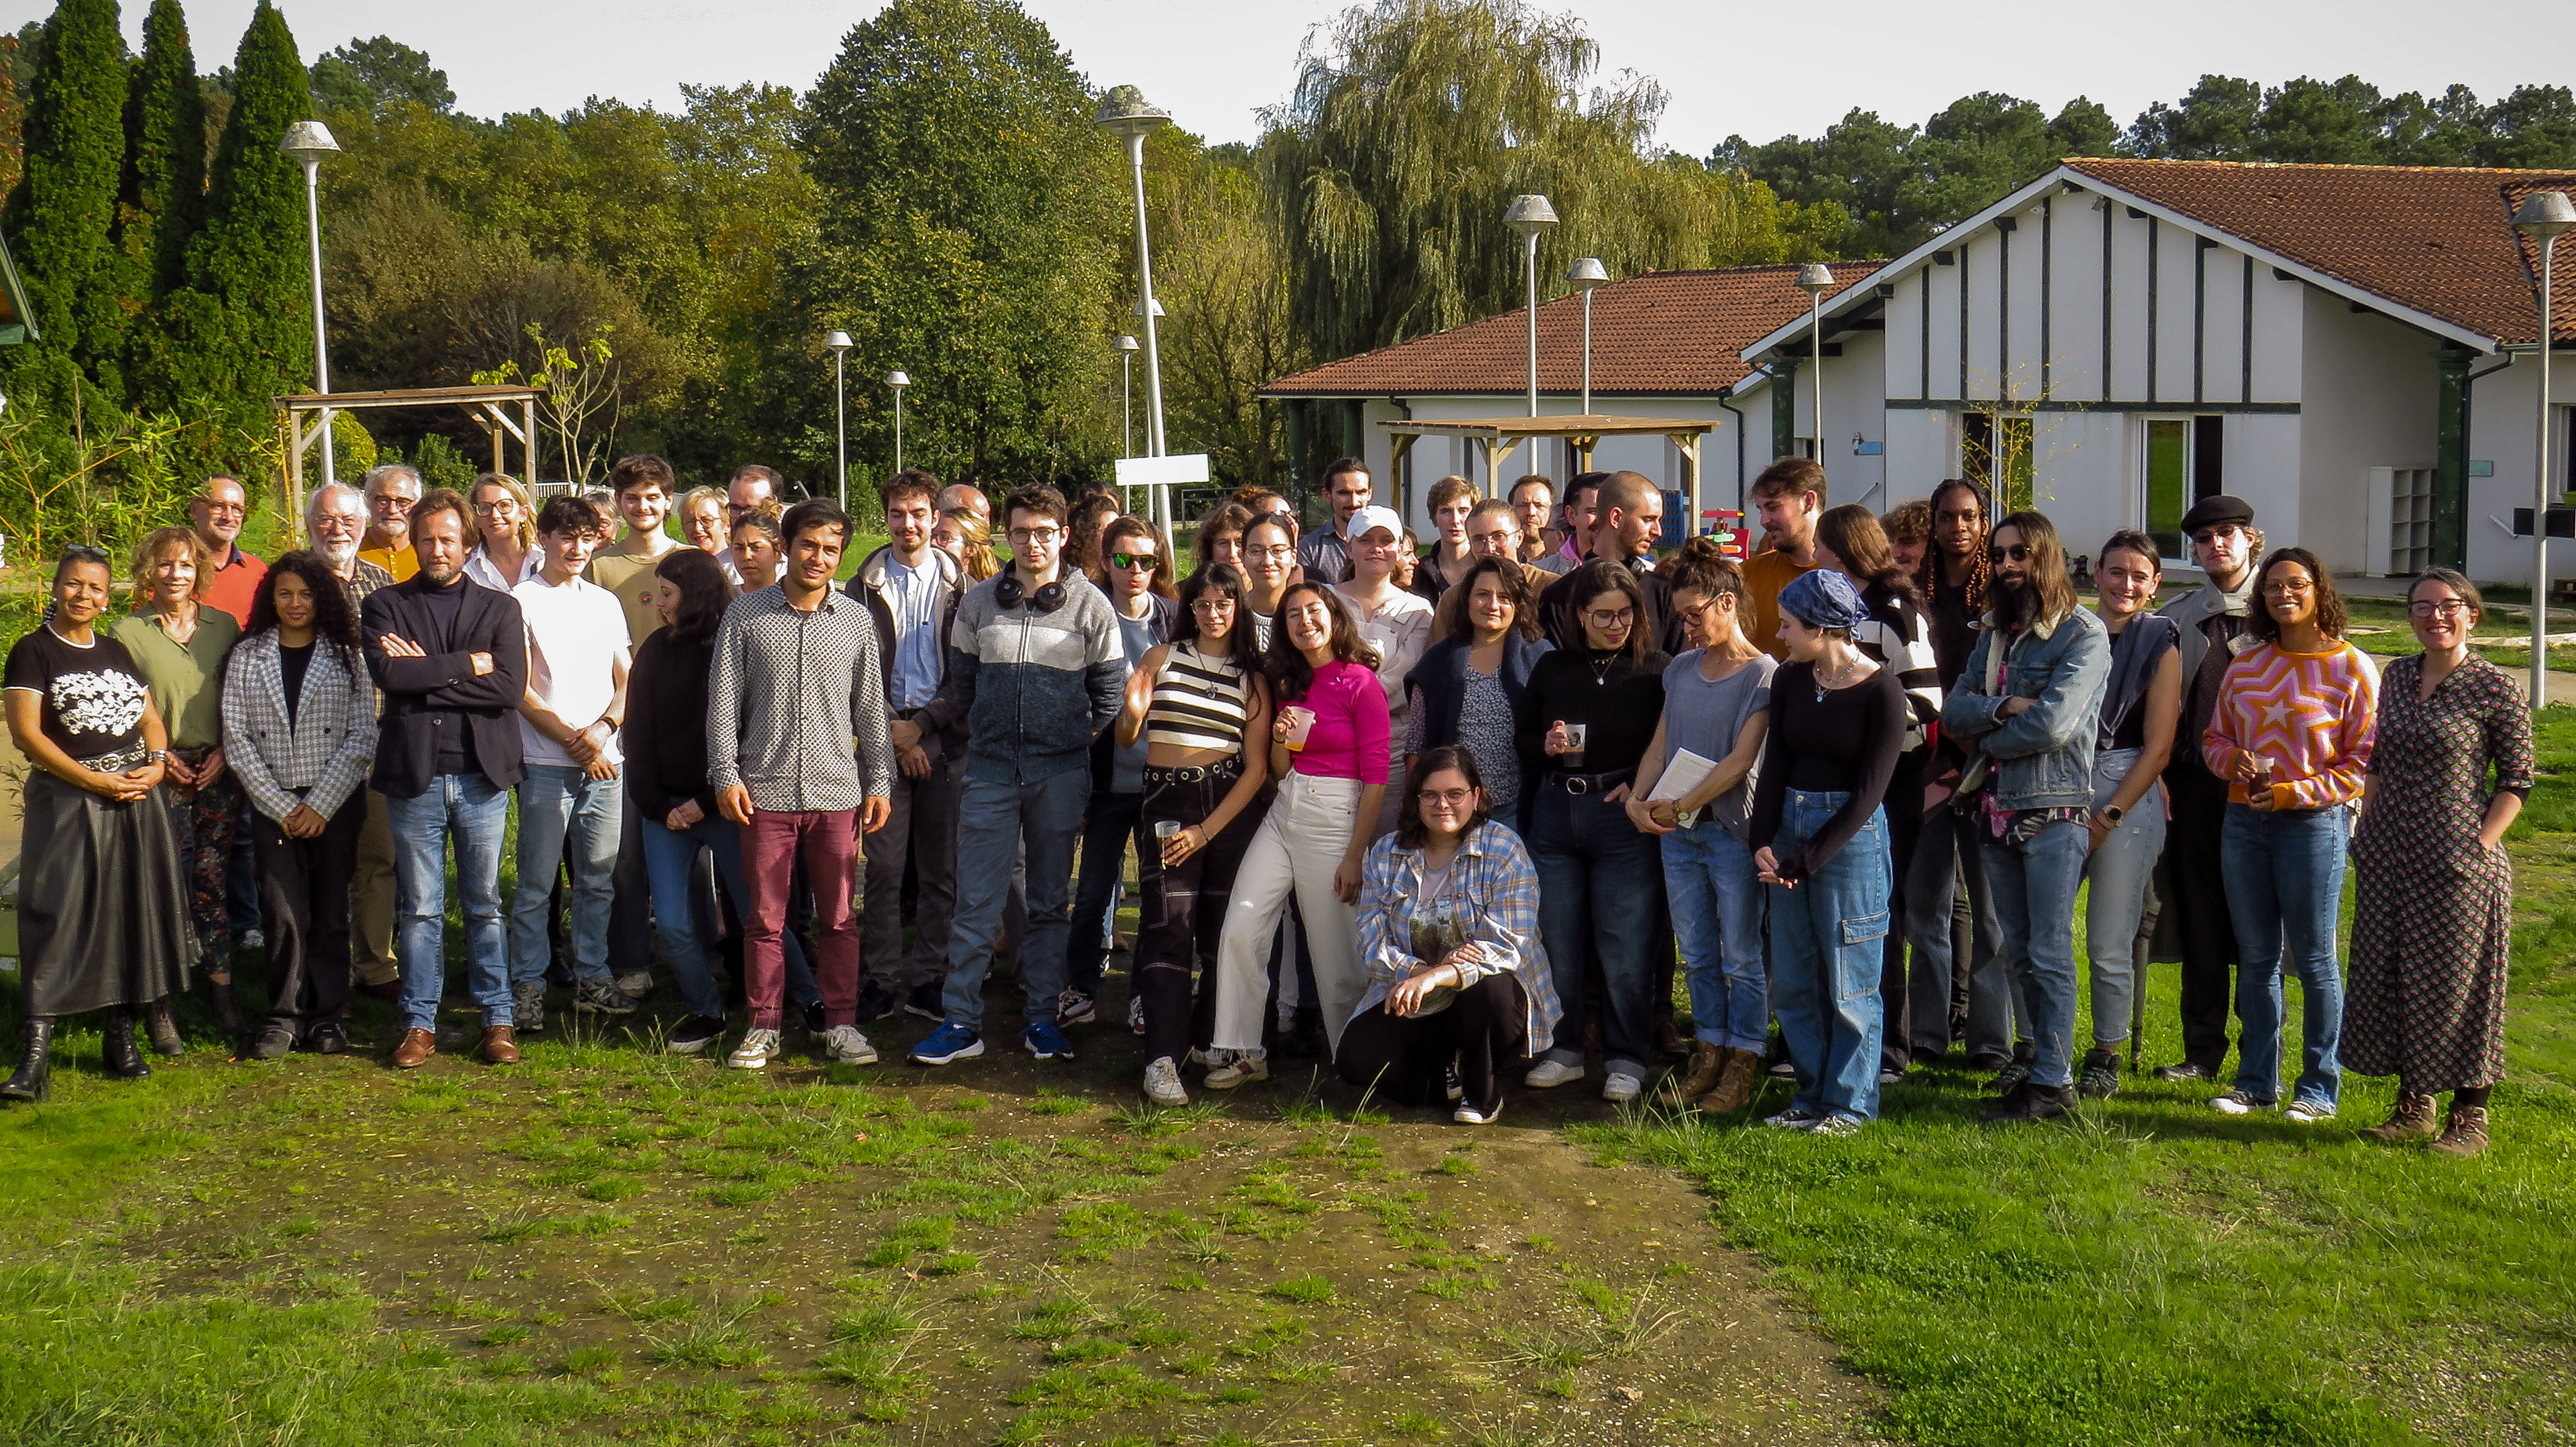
[471,473,540,554]
[946,506,999,581]
[129,525,210,600]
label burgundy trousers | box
[743,809,860,1031]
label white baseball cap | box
[1346,504,1405,542]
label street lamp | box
[1115,335,1140,458]
[1504,195,1559,418]
[1097,86,1171,464]
[886,370,911,475]
[2514,188,2576,707]
[1797,262,1834,464]
[1567,257,1609,416]
[825,329,852,510]
[279,120,339,502]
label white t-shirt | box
[513,572,631,769]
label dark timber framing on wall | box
[1919,266,1932,402]
[1997,216,2015,390]
[2039,198,2054,402]
[2101,200,2114,402]
[2242,256,2255,403]
[2143,211,2160,405]
[2193,236,2210,402]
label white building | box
[1732,158,2576,584]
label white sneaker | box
[821,1024,878,1065]
[614,971,655,999]
[1203,1050,1269,1089]
[1602,1071,1643,1103]
[1524,1059,1584,1089]
[2211,1089,2276,1116]
[2282,1099,2335,1125]
[1142,1056,1189,1106]
[1453,1098,1502,1125]
[1128,995,1147,1036]
[1808,1115,1864,1138]
[727,1028,780,1070]
[1057,989,1097,1026]
[1762,1106,1826,1130]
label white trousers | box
[1211,772,1365,1054]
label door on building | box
[1960,412,2034,514]
[2144,415,2226,561]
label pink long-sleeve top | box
[1287,658,1392,784]
[2200,640,2378,810]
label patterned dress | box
[2343,652,2533,1092]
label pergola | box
[1378,413,1716,524]
[272,384,544,541]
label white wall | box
[2465,357,2576,587]
[2295,293,2439,575]
[1362,394,1753,536]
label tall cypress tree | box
[121,0,202,305]
[0,0,130,411]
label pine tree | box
[0,0,130,411]
[122,0,203,305]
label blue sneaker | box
[1022,1021,1075,1060]
[910,1022,984,1066]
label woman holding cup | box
[1202,581,1390,1087]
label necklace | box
[1589,650,1620,687]
[1812,654,1858,702]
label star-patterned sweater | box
[2200,639,2378,810]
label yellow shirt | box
[358,545,418,582]
[1742,547,1820,661]
[584,539,677,646]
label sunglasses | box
[1112,552,1158,570]
[1989,543,2032,563]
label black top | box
[1535,554,1689,657]
[3,626,151,757]
[1923,565,1980,689]
[360,573,529,800]
[1517,646,1671,780]
[1748,663,1907,883]
[279,642,314,727]
[625,628,720,822]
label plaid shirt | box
[1354,820,1561,1046]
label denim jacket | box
[1938,604,2109,810]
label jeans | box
[1530,786,1668,1079]
[860,745,960,993]
[743,809,859,1031]
[509,765,624,989]
[1979,817,2088,1089]
[1067,790,1145,997]
[1765,788,1890,1122]
[641,813,809,1021]
[944,768,1090,1031]
[2083,747,2167,1047]
[1875,756,1925,1073]
[1904,799,2010,1057]
[387,772,513,1033]
[1661,820,1768,1053]
[1211,773,1365,1054]
[2223,802,2348,1109]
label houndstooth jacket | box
[221,628,379,825]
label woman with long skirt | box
[3,548,195,1102]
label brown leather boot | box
[145,998,185,1056]
[1697,1047,1760,1115]
[2427,1104,2489,1158]
[391,1028,437,1069]
[1661,1041,1723,1106]
[479,1026,520,1065]
[2359,1092,2439,1143]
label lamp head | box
[1114,334,1140,353]
[1567,257,1610,290]
[1503,194,1559,237]
[886,371,910,389]
[1796,262,1835,296]
[278,120,340,168]
[1132,297,1165,319]
[2514,189,2576,241]
[825,330,853,352]
[1094,85,1171,139]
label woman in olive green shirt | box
[113,526,246,1043]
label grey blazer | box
[220,629,378,825]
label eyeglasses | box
[1989,543,2032,563]
[1416,788,1475,808]
[1006,526,1061,546]
[1248,544,1295,561]
[374,495,418,512]
[201,502,246,518]
[1585,607,1635,627]
[2261,578,2314,597]
[2192,526,2248,547]
[1190,597,1237,614]
[1111,552,1158,570]
[471,499,516,514]
[2408,600,2471,618]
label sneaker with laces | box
[1453,1097,1503,1125]
[1128,995,1147,1035]
[614,971,655,999]
[1142,1056,1188,1106]
[853,982,897,1024]
[727,1028,780,1070]
[1808,1114,1864,1137]
[667,1016,726,1055]
[1761,1106,1826,1130]
[1987,1048,2035,1093]
[2154,1059,2221,1082]
[800,1002,826,1038]
[910,1022,984,1065]
[2211,1088,2276,1115]
[904,982,946,1021]
[574,978,638,1015]
[1444,1064,1465,1102]
[2077,1048,2122,1098]
[2281,1099,2335,1124]
[1985,1082,2076,1123]
[1023,1021,1075,1060]
[1203,1050,1269,1089]
[822,1024,879,1064]
[1057,990,1098,1027]
[1602,1071,1643,1103]
[513,982,547,1034]
[1523,1058,1584,1089]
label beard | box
[317,536,359,571]
[1995,572,2042,628]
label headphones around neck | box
[995,563,1067,614]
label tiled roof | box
[2063,158,2576,347]
[1258,263,1884,399]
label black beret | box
[2177,494,2254,536]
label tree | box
[308,35,454,117]
[2126,75,2264,159]
[2483,85,2576,168]
[120,0,204,306]
[0,0,130,411]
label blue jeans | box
[509,766,623,989]
[1530,787,1668,1078]
[388,772,513,1032]
[944,768,1089,1031]
[640,813,811,1020]
[1980,817,2088,1088]
[1066,790,1145,997]
[1662,820,1768,1052]
[2222,803,2348,1109]
[2082,748,2167,1047]
[1765,789,1890,1122]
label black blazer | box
[1537,555,1688,657]
[360,575,529,799]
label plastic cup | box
[1562,722,1588,768]
[1155,819,1183,841]
[1283,707,1315,751]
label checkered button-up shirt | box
[1354,820,1561,1047]
[707,584,894,813]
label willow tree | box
[1262,0,1783,361]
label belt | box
[1550,768,1634,796]
[76,744,154,774]
[1144,756,1242,785]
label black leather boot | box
[0,1017,54,1103]
[102,1007,152,1079]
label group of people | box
[0,451,2527,1155]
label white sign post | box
[1113,453,1210,537]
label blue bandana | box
[1778,568,1870,631]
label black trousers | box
[2164,757,2238,1068]
[1336,973,1529,1116]
[862,746,961,992]
[1876,754,1927,1073]
[1135,765,1258,1064]
[253,795,365,1032]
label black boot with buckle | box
[102,1007,153,1080]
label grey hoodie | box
[945,568,1129,786]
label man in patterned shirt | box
[709,498,896,1072]
[308,482,402,998]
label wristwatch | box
[144,749,167,765]
[2098,804,2125,827]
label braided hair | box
[1918,478,1991,616]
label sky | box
[15,0,2576,155]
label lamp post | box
[2514,189,2576,707]
[1097,87,1171,465]
[1115,334,1140,458]
[886,371,910,475]
[1504,195,1559,418]
[824,329,852,510]
[279,120,340,502]
[1796,262,1834,464]
[1567,257,1608,416]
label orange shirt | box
[1742,547,1820,660]
[358,543,418,583]
[199,546,267,626]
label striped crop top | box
[1145,641,1254,751]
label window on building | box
[1960,412,2033,514]
[2145,415,2227,560]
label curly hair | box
[241,550,363,680]
[128,525,211,600]
[1918,478,1991,615]
[2246,547,2347,644]
[1264,580,1372,701]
